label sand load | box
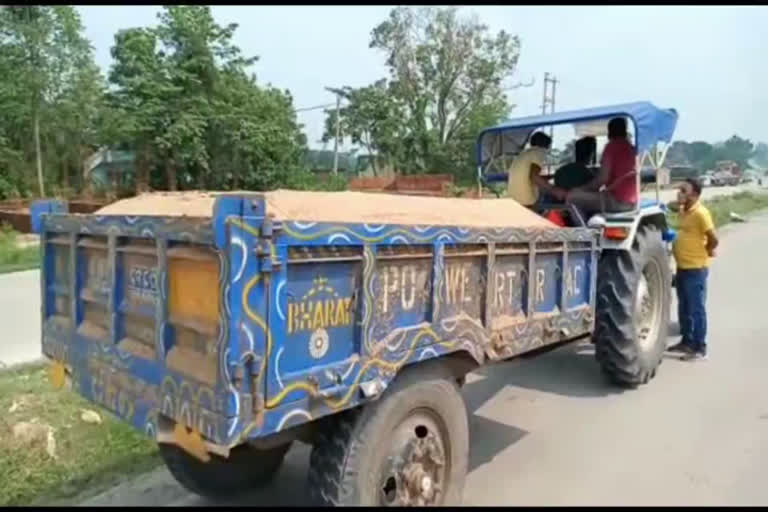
[95,190,556,229]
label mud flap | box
[168,423,212,463]
[48,361,71,390]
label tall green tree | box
[153,6,253,190]
[108,27,170,193]
[107,6,307,193]
[207,68,307,190]
[686,141,715,171]
[666,141,691,167]
[325,6,519,179]
[0,6,97,196]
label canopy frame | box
[475,101,679,205]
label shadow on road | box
[193,444,312,506]
[466,414,528,472]
[92,340,644,506]
[470,341,623,399]
[192,360,542,505]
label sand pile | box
[95,190,555,229]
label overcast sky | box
[77,5,767,150]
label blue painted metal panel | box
[267,261,359,407]
[275,219,595,246]
[490,254,529,319]
[30,199,67,234]
[373,255,432,340]
[564,251,592,311]
[533,253,562,314]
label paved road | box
[643,183,760,204]
[0,270,42,368]
[81,211,768,506]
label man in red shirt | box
[565,117,638,216]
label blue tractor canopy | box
[476,101,679,185]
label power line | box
[293,96,351,114]
[503,76,536,91]
[297,78,532,113]
[293,102,336,113]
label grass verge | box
[0,363,160,506]
[667,191,768,230]
[0,227,40,274]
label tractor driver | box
[566,117,637,216]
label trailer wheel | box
[159,441,291,499]
[307,366,469,506]
[594,224,670,386]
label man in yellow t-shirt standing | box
[507,132,566,207]
[668,178,719,361]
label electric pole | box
[541,72,558,139]
[325,88,342,176]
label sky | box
[77,5,768,150]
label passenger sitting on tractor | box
[554,136,597,192]
[566,118,637,216]
[507,131,567,208]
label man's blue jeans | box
[676,268,709,354]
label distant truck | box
[712,161,741,186]
[712,171,740,187]
[31,102,679,506]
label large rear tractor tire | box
[159,440,292,500]
[594,224,671,386]
[307,365,469,506]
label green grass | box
[667,191,768,230]
[0,227,40,274]
[0,363,161,506]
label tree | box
[0,7,49,196]
[107,6,308,193]
[666,141,690,167]
[48,53,109,192]
[0,6,106,197]
[686,141,714,171]
[752,142,768,169]
[153,6,258,190]
[715,135,754,169]
[325,6,520,180]
[322,80,406,176]
[108,27,169,193]
[206,69,307,190]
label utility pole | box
[540,72,559,173]
[326,88,342,176]
[541,72,558,139]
